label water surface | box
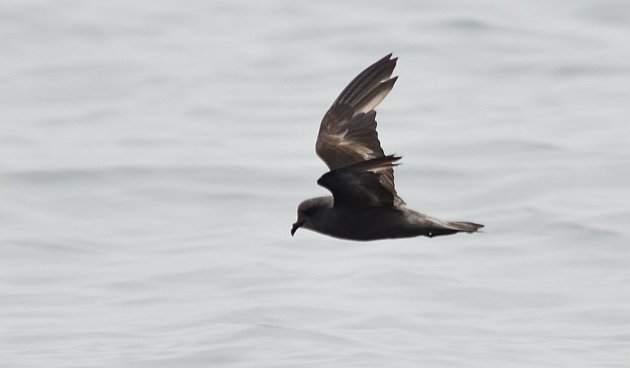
[1,1,629,367]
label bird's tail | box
[422,218,484,238]
[446,221,484,233]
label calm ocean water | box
[1,1,629,367]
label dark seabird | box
[291,54,483,241]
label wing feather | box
[315,54,403,205]
[317,155,402,208]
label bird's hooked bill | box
[290,220,304,236]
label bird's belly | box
[315,207,418,241]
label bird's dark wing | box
[317,155,402,208]
[316,54,403,204]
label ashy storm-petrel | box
[291,54,483,241]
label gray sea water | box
[2,1,630,367]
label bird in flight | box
[291,54,483,241]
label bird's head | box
[291,197,332,236]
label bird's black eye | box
[303,207,317,216]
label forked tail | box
[447,221,484,233]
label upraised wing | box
[315,54,403,204]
